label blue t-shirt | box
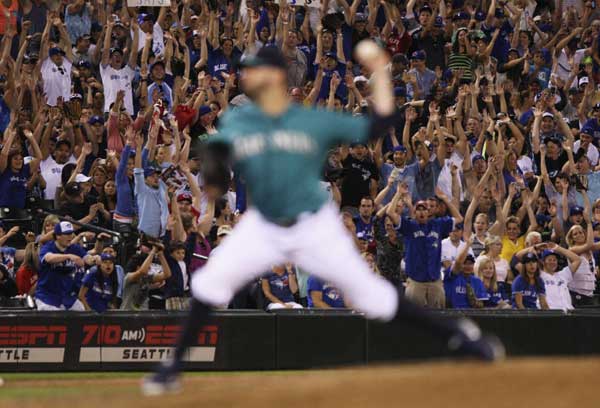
[0,163,30,208]
[317,64,348,102]
[511,274,546,309]
[484,285,508,308]
[398,216,454,282]
[583,118,600,141]
[444,268,489,308]
[82,266,113,313]
[528,66,551,89]
[207,46,242,81]
[263,271,295,303]
[36,241,87,308]
[353,215,375,241]
[482,22,512,64]
[307,276,345,308]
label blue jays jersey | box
[36,241,87,308]
[307,276,345,308]
[443,268,489,308]
[264,272,295,303]
[511,275,546,309]
[82,267,114,313]
[398,216,454,282]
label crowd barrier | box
[1,309,599,372]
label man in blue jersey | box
[307,276,346,308]
[143,43,504,395]
[35,221,100,311]
[397,193,463,308]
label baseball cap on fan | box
[54,221,75,235]
[239,47,288,70]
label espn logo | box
[79,325,218,363]
[0,326,67,363]
[0,326,67,346]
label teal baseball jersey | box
[210,103,369,221]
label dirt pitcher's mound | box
[10,357,600,408]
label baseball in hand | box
[355,41,380,60]
[354,40,387,71]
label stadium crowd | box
[0,0,599,313]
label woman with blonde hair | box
[477,235,512,294]
[15,242,40,296]
[475,255,510,309]
[565,194,598,307]
[38,214,60,245]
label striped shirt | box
[448,53,474,81]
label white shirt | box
[556,49,585,88]
[540,268,574,311]
[100,64,136,115]
[494,257,510,282]
[441,238,474,265]
[437,153,465,201]
[40,155,76,200]
[135,24,164,57]
[41,58,72,106]
[568,255,596,297]
[573,140,599,167]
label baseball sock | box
[392,294,475,340]
[162,298,211,375]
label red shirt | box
[16,264,37,295]
[0,0,17,35]
[387,28,412,56]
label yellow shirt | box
[500,235,525,263]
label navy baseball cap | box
[54,221,75,235]
[410,50,426,60]
[393,145,407,153]
[475,10,487,21]
[324,51,337,59]
[355,13,367,22]
[240,46,288,70]
[198,105,212,116]
[464,254,476,264]
[453,11,470,21]
[49,47,65,57]
[77,60,91,69]
[100,253,115,262]
[593,103,600,110]
[394,86,407,97]
[522,252,538,263]
[144,166,161,178]
[581,126,594,136]
[541,249,557,259]
[472,154,485,163]
[434,16,444,27]
[138,13,153,24]
[570,206,584,216]
[454,222,465,230]
[88,115,104,126]
[419,5,433,14]
[109,47,123,56]
[495,8,505,18]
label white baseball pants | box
[191,203,398,321]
